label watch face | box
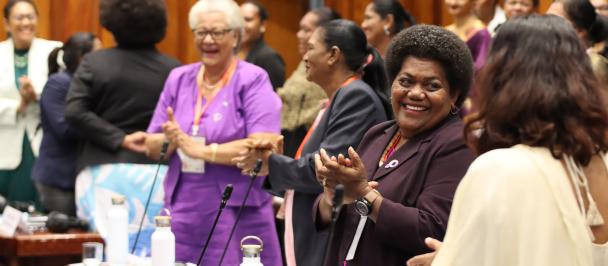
[355,200,370,216]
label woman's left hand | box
[316,147,371,202]
[406,237,443,266]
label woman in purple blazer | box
[314,25,476,265]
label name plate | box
[0,206,23,237]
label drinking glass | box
[82,242,103,266]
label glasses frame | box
[193,28,234,41]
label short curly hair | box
[385,24,473,107]
[100,0,167,47]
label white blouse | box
[433,144,606,266]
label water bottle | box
[240,236,264,266]
[107,195,128,265]
[151,215,175,266]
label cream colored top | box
[433,144,606,266]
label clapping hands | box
[314,147,375,205]
[17,76,37,113]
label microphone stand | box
[131,141,169,254]
[218,159,263,266]
[197,184,234,266]
[322,184,344,266]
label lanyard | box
[294,76,358,158]
[192,59,237,136]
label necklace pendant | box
[587,200,605,226]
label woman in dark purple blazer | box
[314,25,476,265]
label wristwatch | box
[355,189,381,216]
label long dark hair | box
[466,15,608,165]
[319,19,391,118]
[557,0,608,45]
[372,0,416,35]
[48,32,97,75]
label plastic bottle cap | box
[111,195,126,205]
[154,215,171,227]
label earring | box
[450,103,460,115]
[383,26,390,36]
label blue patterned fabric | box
[75,163,167,256]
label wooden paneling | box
[0,0,555,75]
[325,0,553,26]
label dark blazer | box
[32,72,80,189]
[316,116,475,266]
[245,38,285,90]
[266,79,388,266]
[65,47,180,170]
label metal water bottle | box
[107,195,128,265]
[240,236,264,266]
[151,215,175,266]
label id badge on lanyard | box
[178,136,206,174]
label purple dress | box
[463,29,492,114]
[466,29,491,72]
[147,60,282,265]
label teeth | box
[405,105,426,111]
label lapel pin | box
[385,159,399,169]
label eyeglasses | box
[11,14,37,22]
[596,4,608,11]
[193,28,233,41]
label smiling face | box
[240,3,263,47]
[361,3,388,47]
[504,0,535,19]
[297,12,319,56]
[193,11,237,69]
[445,0,475,17]
[391,56,457,138]
[4,1,37,49]
[591,0,608,16]
[303,28,331,85]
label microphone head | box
[160,140,170,159]
[222,184,234,201]
[252,159,263,175]
[333,184,344,208]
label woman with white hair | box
[145,0,282,264]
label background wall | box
[0,0,551,76]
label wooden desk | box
[0,230,103,266]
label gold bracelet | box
[210,143,218,162]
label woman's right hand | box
[121,131,148,153]
[162,107,183,144]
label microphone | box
[218,159,263,266]
[323,184,344,265]
[196,184,233,265]
[46,211,89,233]
[331,184,344,222]
[131,140,169,254]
